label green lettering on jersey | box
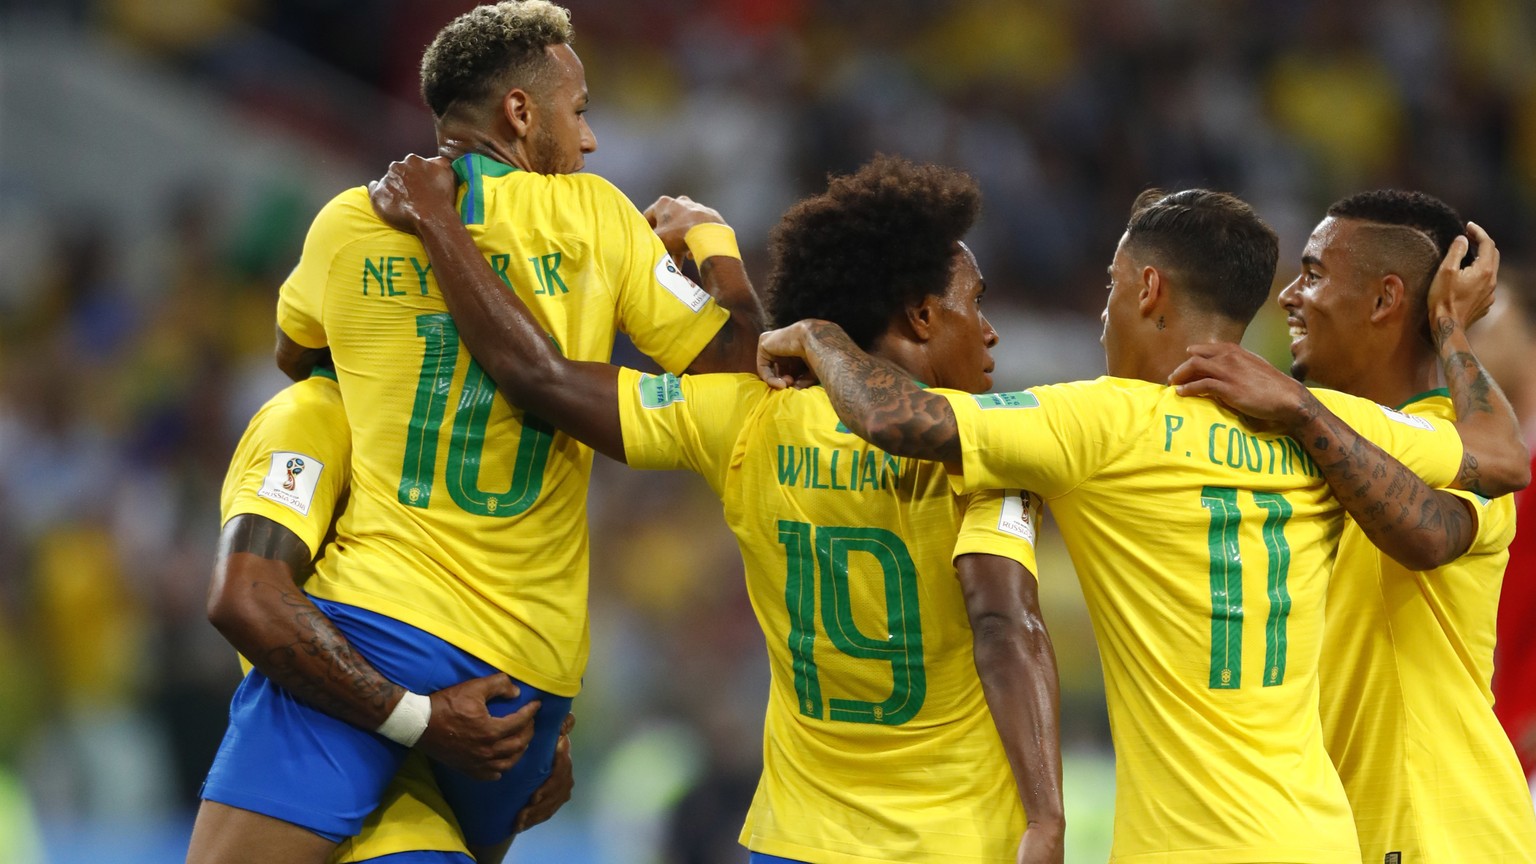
[778,521,926,726]
[776,445,805,487]
[362,257,387,296]
[1163,414,1184,452]
[530,252,569,295]
[384,256,406,296]
[410,257,433,295]
[1201,486,1244,690]
[490,254,514,288]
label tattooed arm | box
[1428,223,1530,497]
[1172,344,1475,570]
[758,319,963,465]
[207,514,538,780]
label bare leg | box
[186,801,338,864]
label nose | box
[1277,275,1300,311]
[580,117,597,154]
[981,312,999,347]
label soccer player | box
[755,188,1524,862]
[197,363,576,864]
[1279,191,1536,861]
[191,3,763,862]
[369,153,1066,863]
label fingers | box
[480,672,521,701]
[1173,377,1224,399]
[560,713,576,737]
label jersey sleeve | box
[952,489,1042,576]
[219,382,352,559]
[589,177,730,373]
[616,368,763,493]
[1309,388,1464,489]
[940,379,1136,498]
[1443,489,1516,557]
[276,188,375,349]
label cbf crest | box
[259,450,325,516]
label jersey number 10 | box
[398,313,555,517]
[1201,485,1294,690]
[778,520,926,725]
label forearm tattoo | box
[807,322,962,462]
[256,581,400,724]
[224,515,400,726]
[1296,393,1472,565]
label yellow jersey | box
[618,370,1039,864]
[219,372,468,861]
[939,378,1464,864]
[1320,390,1536,862]
[276,154,730,696]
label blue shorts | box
[353,848,473,854]
[750,855,808,864]
[201,597,574,848]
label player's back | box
[617,370,1033,864]
[939,377,1463,863]
[1321,391,1536,862]
[275,154,728,696]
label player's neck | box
[1138,316,1246,385]
[435,120,527,171]
[868,336,931,386]
[1342,343,1440,409]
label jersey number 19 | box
[778,520,926,726]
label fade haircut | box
[767,155,981,349]
[420,1,574,119]
[1325,190,1469,345]
[1123,188,1278,324]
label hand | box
[368,154,459,235]
[644,195,726,262]
[416,673,541,781]
[756,320,831,390]
[1169,343,1313,433]
[1428,221,1500,336]
[1017,820,1065,864]
[514,713,576,832]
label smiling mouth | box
[1287,318,1307,344]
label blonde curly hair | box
[419,1,574,118]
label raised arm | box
[1428,223,1530,497]
[208,514,538,780]
[758,319,963,465]
[369,155,627,461]
[644,195,765,373]
[1172,344,1476,571]
[955,552,1064,864]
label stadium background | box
[1,0,1534,861]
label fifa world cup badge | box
[283,457,306,491]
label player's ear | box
[503,88,534,138]
[1370,273,1406,324]
[906,295,938,342]
[1137,265,1163,317]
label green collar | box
[309,366,338,382]
[453,154,520,226]
[1396,387,1449,411]
[451,153,520,182]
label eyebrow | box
[1301,254,1322,269]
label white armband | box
[376,691,432,747]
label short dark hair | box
[767,155,981,349]
[419,1,574,119]
[1124,188,1278,324]
[1326,189,1469,266]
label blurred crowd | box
[2,0,1535,861]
